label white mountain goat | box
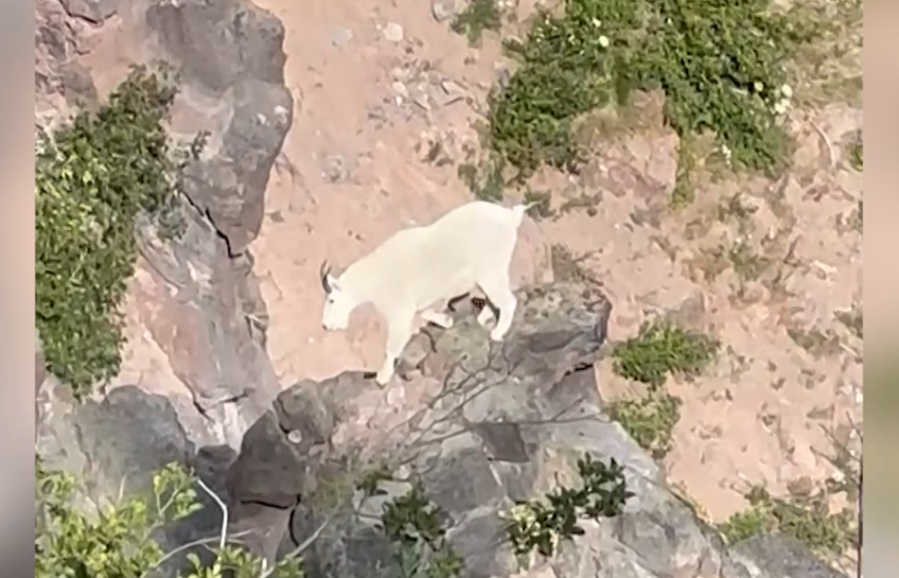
[319,200,533,386]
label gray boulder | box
[35,382,232,558]
[121,0,292,436]
[59,0,117,24]
[147,0,293,256]
[35,0,291,439]
[35,279,849,578]
[222,282,848,578]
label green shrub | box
[847,130,863,171]
[450,0,502,46]
[487,0,817,180]
[609,390,681,458]
[612,320,719,387]
[35,458,302,578]
[376,481,465,578]
[35,457,466,578]
[357,466,464,578]
[35,64,197,399]
[500,454,634,562]
[718,485,857,562]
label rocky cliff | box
[34,1,849,578]
[36,0,292,447]
[37,277,846,578]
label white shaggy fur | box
[319,200,532,386]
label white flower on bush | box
[720,143,733,164]
[598,35,610,48]
[772,83,793,116]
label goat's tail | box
[510,201,540,227]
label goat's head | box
[319,260,353,331]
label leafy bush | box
[357,466,464,578]
[375,481,464,578]
[847,130,863,171]
[35,64,197,400]
[36,456,467,578]
[35,459,302,578]
[612,320,719,387]
[487,0,816,180]
[450,0,502,46]
[609,390,681,458]
[718,485,858,563]
[500,454,634,562]
[609,321,716,455]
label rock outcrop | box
[37,280,848,578]
[131,0,293,434]
[146,0,293,256]
[220,282,847,578]
[35,0,293,448]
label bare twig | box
[260,516,332,578]
[139,479,241,578]
[196,478,229,551]
[810,120,836,169]
[117,474,129,504]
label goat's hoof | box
[374,371,392,387]
[424,312,454,329]
[477,312,494,329]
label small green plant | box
[500,454,634,562]
[612,320,719,387]
[355,462,396,497]
[670,136,699,209]
[371,480,464,578]
[450,0,502,46]
[457,158,506,202]
[727,241,771,285]
[847,131,863,171]
[486,0,816,180]
[718,485,857,563]
[35,459,302,578]
[609,391,681,458]
[36,64,200,400]
[848,200,863,233]
[717,194,759,224]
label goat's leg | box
[376,310,415,386]
[478,275,517,342]
[476,303,496,328]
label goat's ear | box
[326,274,342,292]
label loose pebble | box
[383,22,404,43]
[330,27,353,47]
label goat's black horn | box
[319,260,333,293]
